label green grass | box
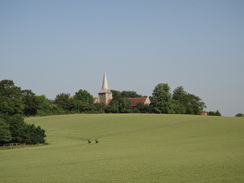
[1,114,244,183]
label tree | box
[172,86,187,114]
[3,114,46,144]
[0,80,46,145]
[92,103,105,113]
[0,118,12,144]
[133,102,151,113]
[0,80,24,116]
[215,110,221,116]
[172,86,206,115]
[5,115,27,143]
[235,113,244,117]
[118,98,132,113]
[24,124,46,144]
[36,95,53,116]
[21,90,38,116]
[185,94,206,115]
[74,89,93,104]
[150,83,173,114]
[172,100,186,114]
[105,90,132,113]
[208,110,221,116]
[121,91,142,98]
[172,86,188,104]
[54,93,74,111]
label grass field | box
[1,114,244,183]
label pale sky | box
[1,0,244,116]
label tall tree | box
[36,95,53,115]
[185,94,206,115]
[172,86,206,115]
[0,80,24,116]
[74,89,93,104]
[21,90,38,116]
[172,86,188,104]
[150,83,173,114]
[54,93,74,111]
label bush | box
[2,115,46,145]
[235,113,244,117]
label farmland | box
[1,114,244,183]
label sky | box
[0,0,243,117]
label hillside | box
[1,114,244,183]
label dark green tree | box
[150,83,173,114]
[215,110,221,116]
[208,110,222,116]
[0,80,46,145]
[118,98,132,113]
[133,102,151,113]
[74,89,93,104]
[172,86,188,104]
[185,94,206,115]
[235,113,244,117]
[21,90,38,116]
[105,90,132,113]
[0,118,12,144]
[110,90,121,100]
[3,115,46,144]
[172,86,206,115]
[172,100,186,114]
[36,95,53,115]
[24,124,46,144]
[54,93,74,111]
[0,80,24,116]
[5,115,27,143]
[172,86,188,114]
[121,91,142,98]
[92,103,105,113]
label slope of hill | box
[1,114,243,183]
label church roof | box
[128,97,149,107]
[106,99,113,105]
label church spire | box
[98,72,113,105]
[101,72,109,90]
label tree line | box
[0,80,46,145]
[1,79,225,145]
[1,79,219,116]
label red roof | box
[128,97,148,107]
[106,99,112,105]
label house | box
[128,97,151,107]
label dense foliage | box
[235,113,244,117]
[0,80,46,145]
[1,79,226,117]
[149,84,207,115]
[208,110,222,116]
[150,83,173,114]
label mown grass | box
[1,114,243,182]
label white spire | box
[101,72,109,90]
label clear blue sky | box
[1,0,243,116]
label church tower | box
[98,72,113,105]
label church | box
[94,72,151,106]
